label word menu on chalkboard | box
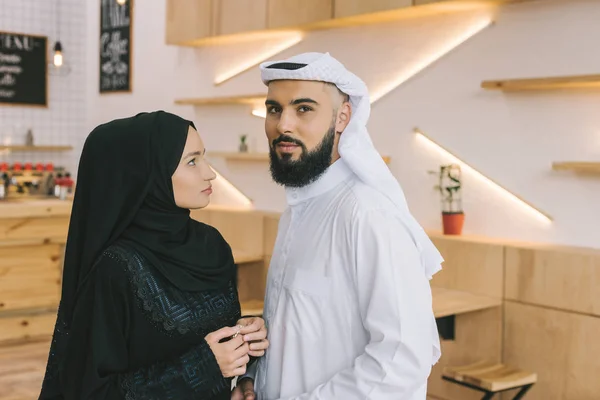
[0,31,47,107]
[100,0,133,93]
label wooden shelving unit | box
[208,151,391,164]
[481,74,600,91]
[0,145,73,152]
[174,94,266,106]
[552,161,600,175]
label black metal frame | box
[436,315,455,340]
[442,376,534,400]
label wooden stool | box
[442,360,537,400]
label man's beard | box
[269,125,336,188]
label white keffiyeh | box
[260,52,444,281]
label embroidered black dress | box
[40,241,241,399]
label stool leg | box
[511,384,533,400]
[481,393,495,400]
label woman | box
[39,111,268,399]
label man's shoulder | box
[343,179,398,217]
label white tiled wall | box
[0,0,86,176]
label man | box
[232,52,444,400]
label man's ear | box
[336,102,352,134]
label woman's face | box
[172,126,216,209]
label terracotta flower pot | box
[442,211,464,235]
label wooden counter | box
[0,198,72,220]
[2,203,599,399]
[0,198,72,345]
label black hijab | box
[60,110,235,328]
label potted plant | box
[429,164,464,235]
[239,134,248,153]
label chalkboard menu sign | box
[0,31,48,107]
[100,0,133,93]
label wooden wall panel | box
[210,209,264,256]
[0,340,50,399]
[191,208,264,257]
[427,307,503,400]
[0,217,69,242]
[0,245,62,311]
[0,312,56,343]
[334,0,411,18]
[190,208,212,225]
[215,0,267,36]
[237,260,266,303]
[429,236,504,298]
[505,245,600,316]
[267,0,333,29]
[165,0,213,44]
[503,301,600,400]
[191,208,268,303]
[0,200,71,219]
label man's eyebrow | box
[265,98,319,106]
[290,98,318,105]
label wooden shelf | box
[208,152,391,164]
[0,145,73,152]
[174,94,265,106]
[232,249,263,264]
[552,161,600,175]
[481,74,600,91]
[432,287,502,319]
[241,299,264,316]
[167,0,496,47]
[238,287,503,319]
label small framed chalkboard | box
[0,31,48,107]
[100,0,133,93]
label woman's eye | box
[188,158,196,166]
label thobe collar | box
[285,158,353,206]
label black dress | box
[40,240,242,399]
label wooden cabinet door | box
[215,0,268,36]
[267,0,333,29]
[165,0,214,45]
[334,0,412,19]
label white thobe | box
[246,159,439,400]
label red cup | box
[35,163,44,171]
[13,162,22,171]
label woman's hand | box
[237,317,269,357]
[205,326,250,377]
